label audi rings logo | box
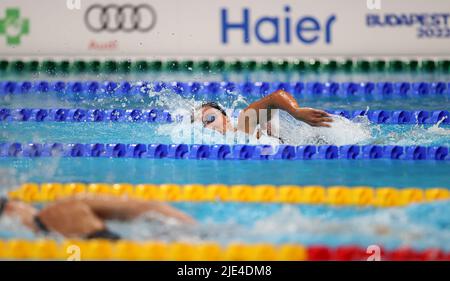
[84,4,156,32]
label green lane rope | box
[0,59,449,75]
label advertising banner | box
[0,0,449,57]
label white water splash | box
[378,118,450,146]
[428,116,450,136]
[277,112,372,145]
[102,201,450,250]
[157,111,373,146]
[145,89,372,145]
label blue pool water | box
[1,88,449,111]
[0,158,449,188]
[0,75,449,253]
[1,121,449,146]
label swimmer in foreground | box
[0,195,194,240]
[191,90,333,141]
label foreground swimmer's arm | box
[75,195,195,223]
[237,90,333,134]
[36,196,195,237]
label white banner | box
[0,0,449,57]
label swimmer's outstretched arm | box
[237,90,332,134]
[39,195,195,225]
[75,195,196,224]
[35,196,194,237]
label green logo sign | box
[0,8,29,46]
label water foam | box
[374,118,450,146]
[102,201,450,250]
[156,112,373,146]
[152,89,374,145]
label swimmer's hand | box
[147,201,196,225]
[293,108,333,127]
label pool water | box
[1,87,449,111]
[0,69,449,256]
[1,158,449,188]
[1,119,449,146]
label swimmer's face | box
[4,200,38,230]
[195,105,233,134]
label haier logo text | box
[221,6,336,45]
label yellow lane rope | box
[0,239,448,261]
[0,239,307,261]
[6,182,449,207]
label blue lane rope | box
[0,108,449,125]
[0,108,173,123]
[0,143,448,160]
[0,81,449,98]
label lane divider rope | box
[0,108,173,123]
[7,183,450,207]
[0,239,448,261]
[0,108,449,125]
[0,81,449,98]
[0,143,449,161]
[0,58,449,74]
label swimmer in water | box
[0,195,194,240]
[191,90,333,142]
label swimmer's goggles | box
[191,102,227,126]
[203,114,216,126]
[0,197,7,218]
